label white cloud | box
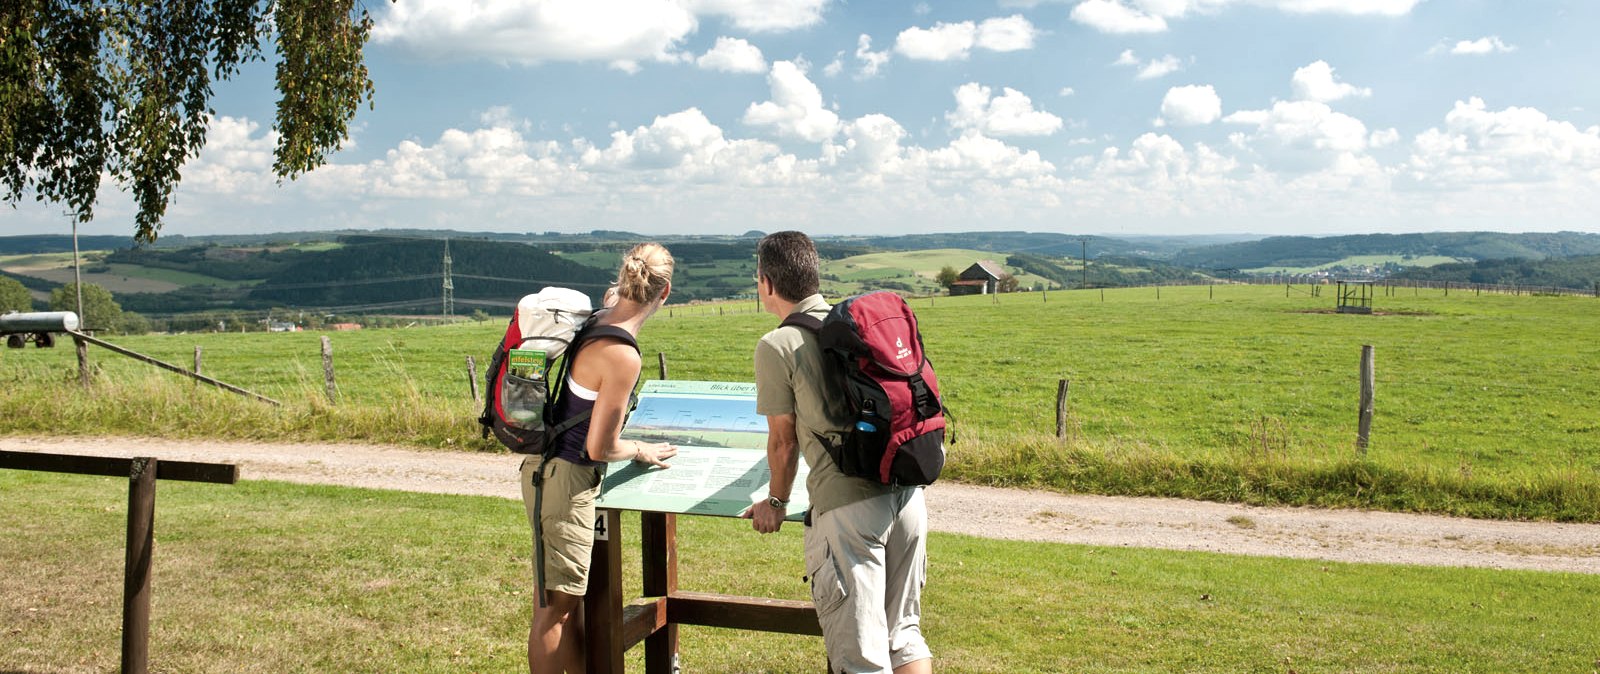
[373,0,698,66]
[895,21,978,61]
[679,0,831,33]
[1404,98,1600,188]
[822,57,844,77]
[947,83,1064,137]
[1158,85,1222,126]
[1113,49,1139,66]
[1070,0,1420,34]
[1137,55,1184,80]
[1224,99,1370,171]
[1369,128,1400,148]
[894,16,1037,61]
[696,37,767,73]
[1059,87,1077,97]
[976,15,1038,52]
[1450,36,1517,55]
[1072,0,1167,34]
[742,61,842,142]
[1290,60,1371,102]
[855,34,892,78]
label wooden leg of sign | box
[642,512,679,674]
[122,457,156,674]
[584,509,625,674]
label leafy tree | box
[49,282,121,332]
[997,275,1020,293]
[2,1,379,243]
[935,265,958,288]
[0,276,33,312]
[119,310,151,335]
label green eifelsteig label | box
[507,349,547,379]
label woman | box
[521,242,678,673]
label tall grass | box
[2,285,1597,520]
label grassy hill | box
[1173,231,1600,270]
[1390,254,1600,291]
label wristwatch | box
[766,495,789,510]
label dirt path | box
[5,436,1598,574]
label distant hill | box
[0,234,140,254]
[842,232,1146,258]
[1391,254,1600,291]
[1172,232,1600,270]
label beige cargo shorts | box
[519,455,604,596]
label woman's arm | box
[581,340,677,467]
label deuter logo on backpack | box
[782,291,950,486]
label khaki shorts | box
[519,455,604,596]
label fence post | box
[122,457,157,674]
[1100,288,1104,302]
[1209,283,1213,299]
[658,352,668,381]
[1055,380,1069,439]
[321,336,338,404]
[1156,285,1161,301]
[193,346,202,378]
[1357,345,1374,455]
[466,355,479,401]
[76,336,90,387]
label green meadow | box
[1244,255,1465,274]
[4,471,1597,673]
[2,285,1598,520]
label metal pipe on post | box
[122,457,156,674]
[1357,345,1375,455]
[1055,380,1069,439]
[321,336,337,404]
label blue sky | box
[10,0,1600,239]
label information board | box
[597,380,808,519]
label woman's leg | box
[529,590,583,674]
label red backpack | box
[783,291,949,486]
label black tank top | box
[551,321,639,466]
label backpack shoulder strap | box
[779,312,823,332]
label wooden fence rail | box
[0,450,238,674]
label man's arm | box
[748,412,799,534]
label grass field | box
[821,248,1056,294]
[2,285,1597,520]
[4,470,1597,673]
[0,251,250,294]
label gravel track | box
[4,436,1596,574]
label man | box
[744,231,933,674]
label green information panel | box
[598,380,808,520]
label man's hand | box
[632,442,678,468]
[743,499,785,534]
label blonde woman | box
[521,243,678,673]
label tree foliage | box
[935,265,958,288]
[49,281,121,331]
[1,0,377,243]
[0,275,32,312]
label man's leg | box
[885,488,931,673]
[810,494,896,673]
[529,590,583,674]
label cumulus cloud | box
[680,0,831,32]
[1224,99,1370,171]
[743,61,842,142]
[947,83,1064,137]
[1070,0,1420,34]
[696,37,767,73]
[1158,85,1222,126]
[894,15,1037,61]
[1449,36,1517,55]
[855,34,892,78]
[1059,87,1077,97]
[1404,98,1600,188]
[1290,60,1371,102]
[1114,50,1185,80]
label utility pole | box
[441,238,455,318]
[68,213,84,328]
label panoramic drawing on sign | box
[598,381,809,520]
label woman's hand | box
[632,441,678,468]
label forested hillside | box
[1172,232,1600,269]
[1392,255,1600,291]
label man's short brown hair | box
[757,231,820,302]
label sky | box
[8,0,1600,240]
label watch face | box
[768,496,785,508]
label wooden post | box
[584,509,625,674]
[642,512,680,674]
[193,346,202,378]
[1100,288,1104,302]
[76,336,90,387]
[1156,285,1161,301]
[1055,380,1069,439]
[466,356,479,401]
[1357,345,1374,455]
[122,457,156,674]
[321,336,337,404]
[1209,283,1213,299]
[658,352,668,381]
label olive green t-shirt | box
[753,294,891,517]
